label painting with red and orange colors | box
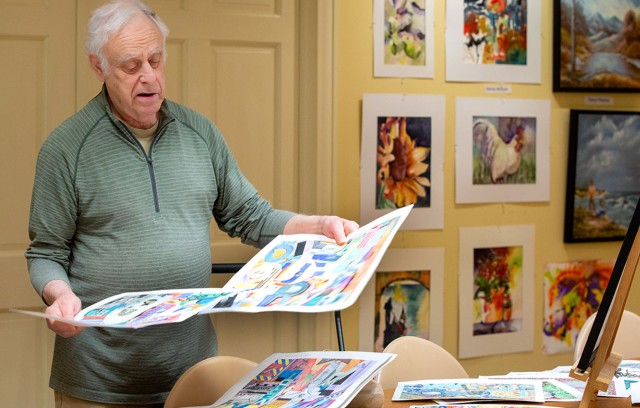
[462,0,528,66]
[542,259,613,354]
[472,246,524,336]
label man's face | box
[96,13,165,129]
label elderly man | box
[25,0,358,406]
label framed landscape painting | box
[564,110,640,242]
[553,0,640,92]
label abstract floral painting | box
[374,0,434,78]
[358,248,444,351]
[459,225,534,358]
[446,0,541,83]
[542,259,613,355]
[361,93,444,230]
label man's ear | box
[88,54,106,82]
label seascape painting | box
[374,270,431,352]
[564,110,640,242]
[554,0,640,91]
[472,116,537,185]
[462,0,528,65]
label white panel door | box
[0,1,76,407]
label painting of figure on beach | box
[554,0,640,91]
[564,110,640,242]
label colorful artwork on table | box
[462,0,528,66]
[471,116,537,185]
[472,246,523,336]
[211,351,393,408]
[376,116,432,209]
[542,259,613,354]
[374,269,432,351]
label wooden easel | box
[569,209,640,408]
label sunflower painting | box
[376,116,432,209]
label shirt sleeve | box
[25,133,77,297]
[206,124,295,248]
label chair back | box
[377,336,468,390]
[164,355,257,408]
[574,309,640,361]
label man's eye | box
[149,57,161,68]
[122,62,140,74]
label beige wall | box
[335,1,640,376]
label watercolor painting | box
[472,115,537,185]
[446,0,541,83]
[553,0,640,92]
[374,0,434,78]
[212,351,394,407]
[376,116,432,209]
[564,110,640,242]
[459,225,534,359]
[455,97,550,204]
[472,246,524,336]
[542,259,613,355]
[374,270,431,352]
[361,94,444,230]
[359,248,444,351]
[461,0,528,65]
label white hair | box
[86,0,169,74]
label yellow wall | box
[334,0,640,376]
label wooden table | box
[382,389,634,408]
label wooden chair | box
[164,355,257,408]
[377,336,468,390]
[573,309,640,362]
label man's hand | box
[284,214,359,245]
[42,280,84,338]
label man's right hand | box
[42,280,84,338]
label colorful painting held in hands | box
[384,0,426,66]
[472,116,537,185]
[542,259,613,355]
[472,246,523,336]
[463,0,528,65]
[374,269,431,352]
[376,116,432,209]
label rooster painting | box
[473,117,533,184]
